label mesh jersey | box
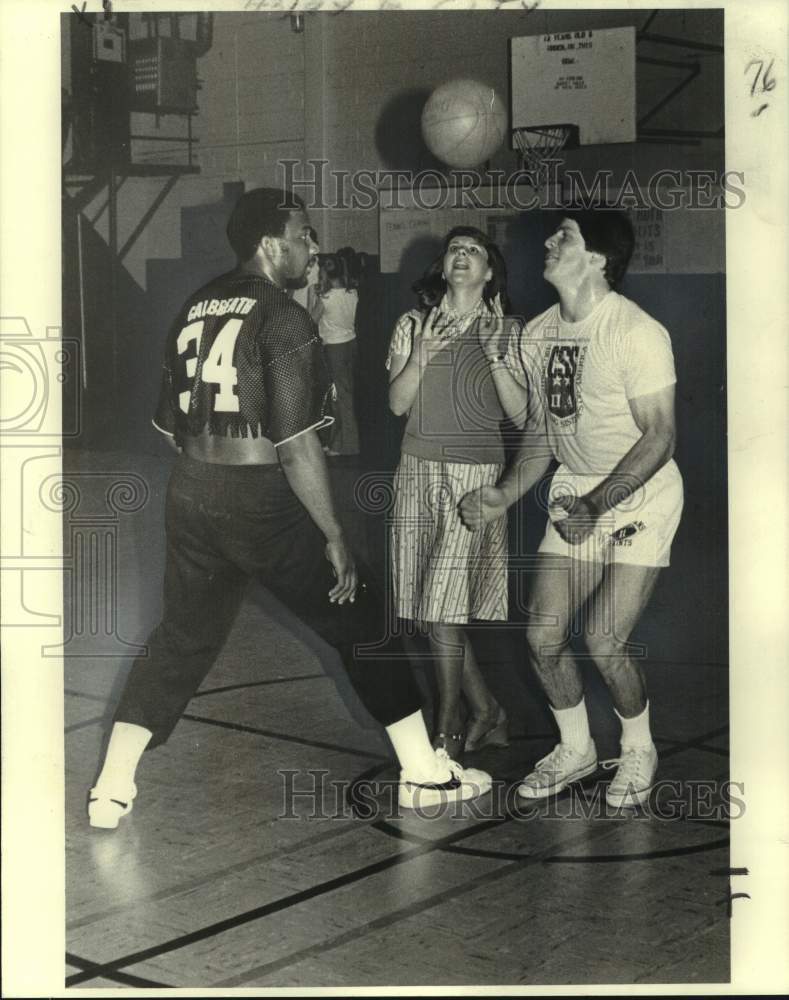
[154,271,334,446]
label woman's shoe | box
[432,731,465,762]
[464,706,509,752]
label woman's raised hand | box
[412,307,452,366]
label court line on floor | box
[71,811,619,988]
[181,712,389,761]
[654,735,728,757]
[655,725,728,753]
[190,674,326,698]
[640,658,729,670]
[65,687,106,703]
[65,725,730,986]
[65,674,328,706]
[65,724,730,985]
[65,710,729,979]
[209,796,730,981]
[543,837,729,864]
[209,811,707,989]
[67,817,384,932]
[63,686,389,760]
[213,854,534,987]
[63,817,512,987]
[65,953,170,988]
[65,715,105,734]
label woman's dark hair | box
[412,226,509,313]
[316,245,365,295]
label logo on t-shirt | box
[545,344,585,420]
[605,520,646,547]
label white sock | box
[386,710,449,778]
[94,722,153,792]
[551,698,591,752]
[616,702,653,749]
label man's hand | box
[477,292,508,360]
[413,307,453,366]
[459,485,508,531]
[325,537,358,604]
[549,495,598,545]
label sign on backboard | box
[511,26,637,146]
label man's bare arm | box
[277,429,357,603]
[552,384,677,544]
[587,384,676,513]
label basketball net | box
[513,125,573,188]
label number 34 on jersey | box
[176,317,242,414]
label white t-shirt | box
[507,291,677,477]
[318,288,358,345]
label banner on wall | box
[379,184,548,274]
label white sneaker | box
[88,784,137,829]
[399,749,492,810]
[602,743,658,807]
[517,741,598,799]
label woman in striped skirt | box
[386,227,514,760]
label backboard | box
[511,25,637,146]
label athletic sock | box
[550,698,592,752]
[94,722,153,793]
[615,701,653,749]
[386,710,450,779]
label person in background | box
[315,247,362,456]
[386,226,514,761]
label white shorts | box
[538,461,684,568]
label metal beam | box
[89,174,130,226]
[118,175,178,262]
[637,31,724,54]
[639,127,725,140]
[637,61,701,129]
[66,172,109,214]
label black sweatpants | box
[114,454,423,748]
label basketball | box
[421,79,507,169]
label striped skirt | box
[390,452,508,624]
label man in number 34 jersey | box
[87,188,491,830]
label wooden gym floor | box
[64,449,729,989]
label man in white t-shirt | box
[461,209,683,808]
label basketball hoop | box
[513,124,577,186]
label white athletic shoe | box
[399,748,492,810]
[517,740,598,799]
[88,784,137,829]
[602,743,658,808]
